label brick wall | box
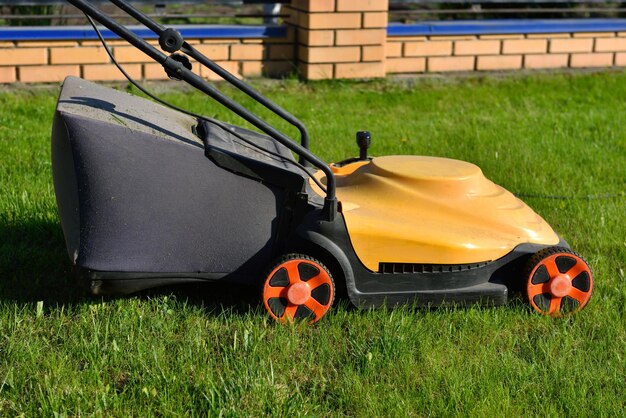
[386,31,626,74]
[0,33,295,84]
[3,0,626,83]
[283,0,388,79]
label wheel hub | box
[286,282,311,305]
[549,274,572,298]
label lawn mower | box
[52,0,594,323]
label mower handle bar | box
[65,0,337,220]
[108,0,310,160]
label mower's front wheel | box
[262,254,335,324]
[524,246,593,317]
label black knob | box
[165,53,193,80]
[159,28,184,53]
[356,131,371,161]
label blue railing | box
[388,19,626,36]
[2,18,626,41]
[0,24,286,40]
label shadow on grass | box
[0,218,78,304]
[0,219,528,318]
[139,281,262,318]
[0,219,262,316]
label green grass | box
[1,71,625,416]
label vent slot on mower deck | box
[379,261,492,274]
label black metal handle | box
[109,0,311,164]
[65,0,337,220]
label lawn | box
[1,71,625,416]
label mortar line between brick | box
[292,31,299,69]
[567,51,572,68]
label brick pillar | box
[284,0,388,80]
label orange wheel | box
[262,254,335,324]
[525,247,593,317]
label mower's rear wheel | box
[262,254,335,324]
[524,247,593,317]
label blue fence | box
[0,24,286,40]
[2,18,626,41]
[388,19,626,36]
